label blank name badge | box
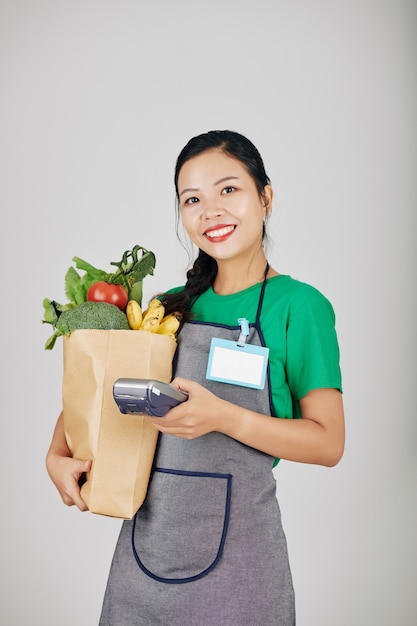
[206,337,269,390]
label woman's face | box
[177,149,272,265]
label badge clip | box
[237,318,250,347]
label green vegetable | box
[44,301,130,350]
[65,245,156,306]
[42,245,156,350]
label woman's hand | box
[46,453,91,512]
[147,377,227,439]
[46,412,91,512]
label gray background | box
[1,1,416,624]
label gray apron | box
[100,279,295,625]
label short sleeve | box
[286,292,343,400]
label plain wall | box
[1,1,415,624]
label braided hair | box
[159,130,271,322]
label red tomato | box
[87,282,128,311]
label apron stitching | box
[131,473,233,585]
[154,467,232,479]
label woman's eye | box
[222,186,235,195]
[184,196,199,205]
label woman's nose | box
[201,199,224,220]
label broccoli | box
[43,301,130,350]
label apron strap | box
[255,262,269,326]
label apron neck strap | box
[255,262,269,325]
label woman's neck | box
[212,257,278,295]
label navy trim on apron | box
[131,468,233,584]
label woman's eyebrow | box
[179,187,199,198]
[179,176,240,198]
[214,176,240,187]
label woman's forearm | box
[46,411,71,461]
[218,389,345,467]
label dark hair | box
[160,130,271,322]
[174,130,271,199]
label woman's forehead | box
[178,149,248,187]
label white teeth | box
[205,225,235,238]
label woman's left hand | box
[147,377,225,439]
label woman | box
[47,130,344,625]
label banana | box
[157,313,181,337]
[140,299,165,332]
[142,298,161,316]
[126,300,143,330]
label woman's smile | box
[203,224,236,242]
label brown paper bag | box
[62,328,177,519]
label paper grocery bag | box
[62,329,177,519]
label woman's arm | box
[149,379,345,467]
[46,411,92,511]
[227,387,345,466]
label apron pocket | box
[131,467,232,584]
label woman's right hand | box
[46,452,91,512]
[46,411,91,512]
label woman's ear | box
[262,185,274,217]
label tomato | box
[87,281,128,311]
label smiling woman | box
[46,130,344,626]
[178,151,273,280]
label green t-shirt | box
[168,275,342,426]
